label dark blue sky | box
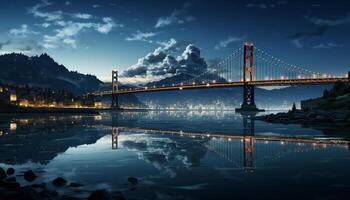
[0,0,349,81]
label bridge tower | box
[236,43,264,112]
[241,113,255,172]
[112,127,118,149]
[111,70,119,109]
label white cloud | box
[28,0,63,21]
[26,1,122,49]
[155,3,194,28]
[42,17,120,48]
[63,38,77,48]
[96,17,119,34]
[41,22,51,28]
[245,1,286,9]
[306,15,350,26]
[72,13,93,19]
[9,24,38,37]
[126,31,158,42]
[292,38,303,48]
[214,36,243,50]
[65,1,71,6]
[93,4,100,8]
[313,42,344,49]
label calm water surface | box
[0,111,350,200]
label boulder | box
[127,177,138,185]
[24,170,37,182]
[52,177,67,187]
[6,168,15,176]
[0,167,6,180]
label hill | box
[0,53,103,94]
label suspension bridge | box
[90,42,349,111]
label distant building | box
[10,91,17,102]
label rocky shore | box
[255,110,350,124]
[0,167,136,200]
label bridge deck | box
[91,77,348,96]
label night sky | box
[0,0,349,81]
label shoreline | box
[0,108,100,115]
[255,110,350,125]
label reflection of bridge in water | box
[110,113,348,172]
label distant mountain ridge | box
[0,53,103,94]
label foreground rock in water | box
[255,110,350,124]
[0,166,129,200]
[52,177,67,187]
[24,170,37,182]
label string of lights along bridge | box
[90,42,349,111]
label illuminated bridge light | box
[180,82,183,86]
[212,80,216,83]
[179,87,183,90]
[228,79,232,82]
[192,82,195,85]
[280,141,285,145]
[202,81,205,84]
[206,83,210,87]
[144,87,148,89]
[206,134,210,137]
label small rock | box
[88,189,112,200]
[0,168,6,180]
[6,168,15,176]
[69,182,84,187]
[24,170,37,182]
[52,177,67,187]
[127,177,138,185]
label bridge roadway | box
[104,126,349,146]
[90,77,348,96]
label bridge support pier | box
[111,70,119,109]
[235,43,264,112]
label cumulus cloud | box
[214,36,244,50]
[155,2,194,28]
[313,42,344,49]
[9,24,38,37]
[121,38,207,85]
[125,31,159,42]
